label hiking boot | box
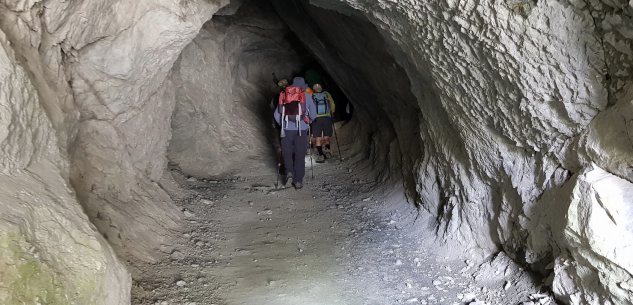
[294,181,303,189]
[316,155,325,163]
[285,173,293,187]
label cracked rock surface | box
[269,1,633,303]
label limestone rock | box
[552,165,633,305]
[167,0,304,178]
[268,0,633,303]
[0,28,130,304]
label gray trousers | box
[281,130,308,182]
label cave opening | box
[1,0,632,304]
[130,0,546,303]
[166,0,423,191]
[166,0,365,181]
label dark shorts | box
[311,116,333,137]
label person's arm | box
[326,92,336,114]
[306,93,317,121]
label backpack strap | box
[280,103,286,138]
[297,103,302,136]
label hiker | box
[274,77,317,189]
[271,73,289,110]
[270,78,289,128]
[310,83,336,163]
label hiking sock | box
[317,146,324,156]
[325,144,331,150]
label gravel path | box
[130,151,557,305]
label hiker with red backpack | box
[310,83,336,163]
[274,77,317,190]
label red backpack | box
[278,86,309,124]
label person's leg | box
[315,136,322,146]
[294,131,308,182]
[313,117,325,161]
[281,133,295,177]
[315,136,325,162]
[323,117,334,153]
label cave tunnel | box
[1,0,632,304]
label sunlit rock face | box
[268,0,633,303]
[167,0,306,178]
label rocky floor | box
[130,150,558,305]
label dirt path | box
[131,152,556,305]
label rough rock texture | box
[268,0,633,303]
[64,0,229,262]
[1,0,632,303]
[0,0,231,302]
[0,28,129,304]
[167,0,306,178]
[552,165,633,304]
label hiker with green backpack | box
[310,83,336,163]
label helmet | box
[312,83,323,92]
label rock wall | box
[1,0,632,303]
[167,0,307,178]
[64,0,228,262]
[0,0,231,302]
[0,27,129,304]
[268,0,633,303]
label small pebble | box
[176,280,187,287]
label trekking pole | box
[276,147,282,188]
[331,112,343,161]
[308,124,314,179]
